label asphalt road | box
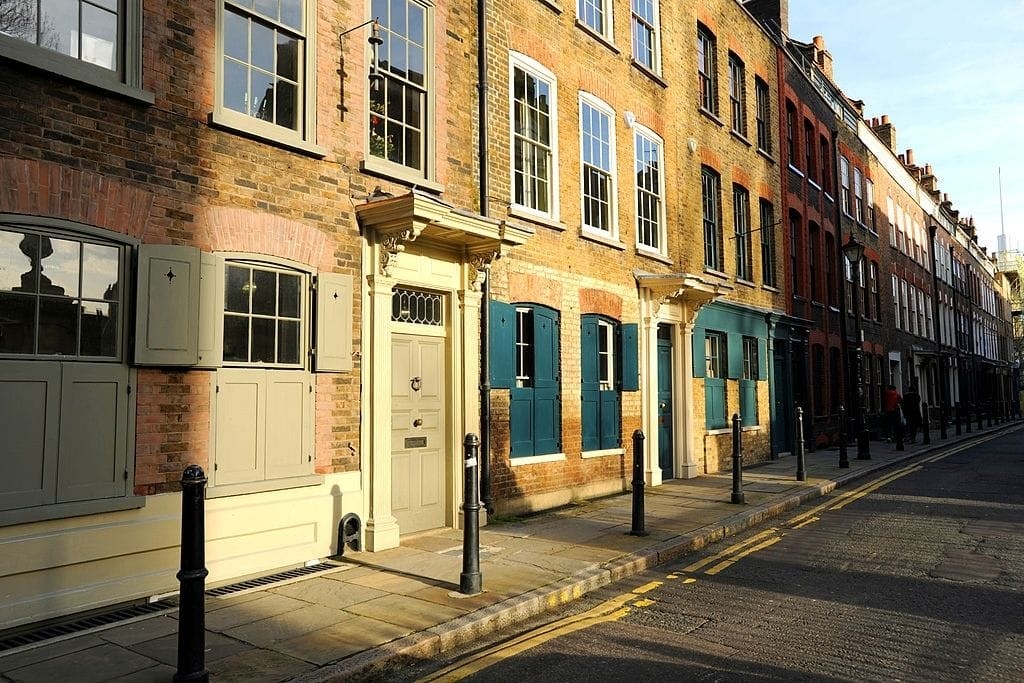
[383,428,1024,682]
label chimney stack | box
[872,114,897,153]
[743,0,790,37]
[811,35,834,79]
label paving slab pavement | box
[0,421,1018,683]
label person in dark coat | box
[903,384,922,443]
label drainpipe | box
[477,0,494,514]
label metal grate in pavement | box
[0,561,342,654]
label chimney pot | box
[906,149,914,165]
[813,35,825,50]
[881,114,890,124]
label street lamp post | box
[843,234,871,459]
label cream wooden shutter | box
[134,245,200,365]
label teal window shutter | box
[510,387,534,457]
[692,327,706,378]
[599,389,620,448]
[489,300,516,389]
[621,323,639,391]
[581,315,600,451]
[727,333,743,379]
[532,306,561,455]
[705,379,727,429]
[758,338,768,380]
[740,379,758,426]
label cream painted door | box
[391,333,446,534]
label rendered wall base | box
[0,471,362,632]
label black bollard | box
[978,403,984,431]
[795,407,806,482]
[460,434,482,595]
[939,402,948,440]
[955,401,962,436]
[987,402,993,427]
[175,466,209,683]
[731,415,744,503]
[966,402,972,433]
[921,403,931,445]
[838,405,849,468]
[629,430,649,534]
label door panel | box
[657,334,674,480]
[265,372,310,479]
[391,333,446,534]
[214,369,263,486]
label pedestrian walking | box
[903,385,922,443]
[882,384,903,442]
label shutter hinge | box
[215,384,220,393]
[126,384,132,395]
[308,454,312,462]
[213,462,218,471]
[124,469,129,481]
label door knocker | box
[410,376,422,392]
[413,418,423,428]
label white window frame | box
[728,53,747,137]
[840,156,851,216]
[697,25,717,115]
[597,319,615,391]
[509,52,559,221]
[755,77,771,154]
[213,0,319,152]
[865,178,875,230]
[578,0,614,42]
[630,0,661,74]
[633,124,666,255]
[854,167,864,223]
[579,92,618,239]
[887,195,896,245]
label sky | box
[787,0,1024,254]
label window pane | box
[251,22,275,73]
[0,292,36,353]
[81,2,117,70]
[81,243,120,301]
[225,266,251,313]
[40,0,79,59]
[1,230,36,292]
[37,297,78,355]
[280,0,302,29]
[278,320,299,364]
[408,2,425,44]
[254,0,277,20]
[279,273,300,317]
[80,301,116,357]
[41,237,80,297]
[251,269,277,315]
[224,60,249,114]
[251,317,275,362]
[223,315,249,361]
[275,80,297,130]
[276,34,299,80]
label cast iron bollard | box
[731,414,744,504]
[965,402,972,433]
[955,401,962,436]
[175,466,209,683]
[629,430,649,535]
[987,402,993,427]
[838,405,849,468]
[978,403,984,431]
[921,403,931,445]
[795,407,806,482]
[939,402,948,440]
[460,434,482,595]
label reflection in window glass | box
[9,0,120,71]
[222,263,304,366]
[0,227,123,358]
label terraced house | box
[0,0,1014,635]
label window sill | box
[207,474,324,499]
[808,179,822,191]
[630,60,668,88]
[580,229,626,251]
[706,427,731,435]
[0,38,155,105]
[360,157,444,193]
[762,284,781,293]
[736,277,756,288]
[787,164,805,178]
[704,267,729,280]
[581,447,625,459]
[741,425,762,432]
[510,452,567,466]
[209,111,327,158]
[0,496,147,528]
[757,148,775,164]
[575,20,621,54]
[730,130,752,147]
[537,0,563,13]
[508,205,565,231]
[636,247,673,265]
[698,107,724,127]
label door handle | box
[659,402,667,409]
[410,377,422,391]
